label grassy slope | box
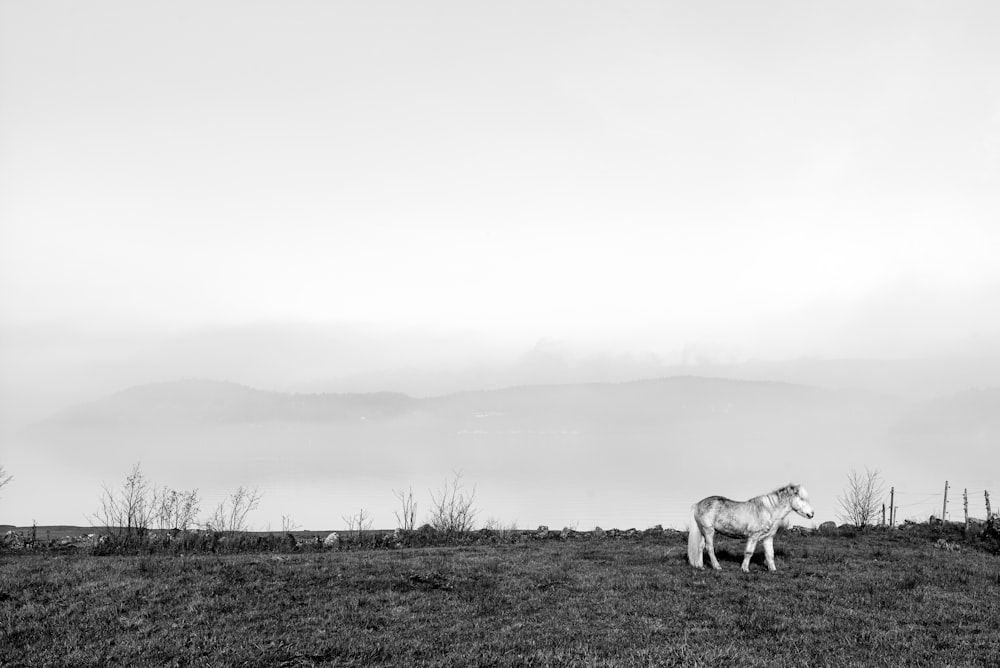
[2,532,998,667]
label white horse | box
[687,484,814,572]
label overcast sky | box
[2,1,1000,405]
[3,1,1000,530]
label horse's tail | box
[687,505,704,568]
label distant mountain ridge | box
[37,376,1000,469]
[289,350,1000,401]
[41,375,874,430]
[47,379,414,425]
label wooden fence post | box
[889,487,895,527]
[942,481,949,523]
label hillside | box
[46,379,415,425]
[39,376,867,430]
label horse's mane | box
[749,484,802,511]
[772,483,802,499]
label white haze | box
[1,1,999,529]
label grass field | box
[2,528,998,667]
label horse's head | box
[790,485,815,519]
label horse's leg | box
[741,536,759,573]
[763,537,777,571]
[704,528,722,570]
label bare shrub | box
[94,463,155,537]
[152,486,201,532]
[206,486,262,534]
[342,508,373,539]
[428,471,478,534]
[837,468,885,529]
[394,487,418,531]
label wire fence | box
[880,485,995,525]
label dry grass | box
[2,529,999,666]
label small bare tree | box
[94,463,155,537]
[153,486,174,530]
[837,468,885,529]
[153,486,201,532]
[394,487,418,531]
[206,486,262,534]
[342,508,373,539]
[428,471,478,534]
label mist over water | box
[2,3,1000,531]
[7,367,997,531]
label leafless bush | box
[281,514,300,533]
[342,508,373,539]
[394,487,418,531]
[837,468,885,529]
[428,471,478,534]
[94,463,155,537]
[152,486,201,532]
[206,486,262,534]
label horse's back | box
[695,495,735,510]
[693,495,734,522]
[694,495,754,533]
